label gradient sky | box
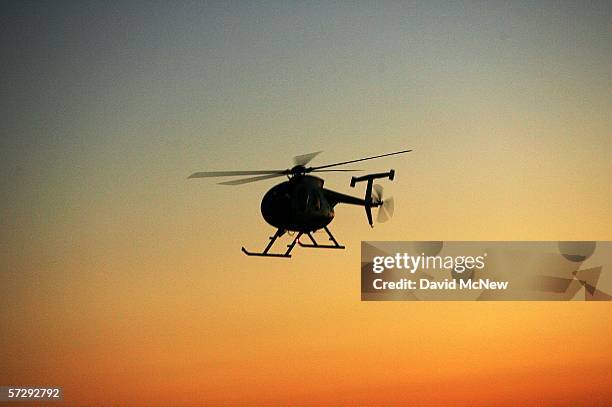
[1,1,611,405]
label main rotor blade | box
[188,170,285,179]
[293,151,322,166]
[309,149,412,171]
[217,172,286,185]
[311,169,361,173]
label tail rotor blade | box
[372,184,383,202]
[377,206,389,223]
[385,197,394,218]
[376,196,394,223]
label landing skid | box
[241,226,345,257]
[298,226,345,249]
[241,229,301,258]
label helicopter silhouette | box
[189,149,411,257]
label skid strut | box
[241,229,303,258]
[298,226,345,249]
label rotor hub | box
[289,165,308,176]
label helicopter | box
[189,149,412,257]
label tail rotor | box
[372,184,395,223]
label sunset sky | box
[1,1,610,405]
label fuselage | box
[261,175,334,232]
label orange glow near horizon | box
[1,1,610,405]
